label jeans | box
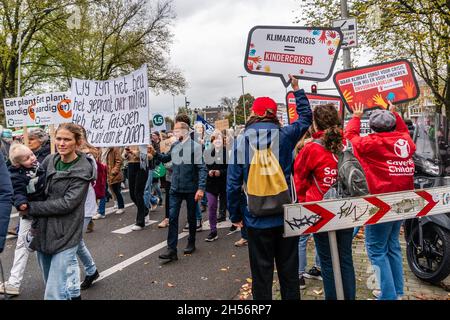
[36,245,79,300]
[314,229,356,300]
[365,221,404,300]
[129,163,149,227]
[167,191,197,252]
[195,203,202,221]
[206,192,218,233]
[7,217,32,288]
[98,184,109,216]
[352,227,361,238]
[240,224,248,240]
[143,170,159,209]
[247,226,300,300]
[68,218,97,298]
[110,182,124,209]
[298,234,321,274]
[152,179,163,202]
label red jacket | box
[293,131,339,202]
[344,113,416,195]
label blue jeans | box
[241,224,248,240]
[314,229,356,300]
[365,221,404,300]
[143,170,159,209]
[152,180,163,201]
[298,234,321,274]
[68,218,97,298]
[36,245,79,300]
[195,202,202,220]
[98,185,109,216]
[167,190,197,252]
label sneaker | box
[227,225,238,235]
[217,216,226,223]
[304,266,322,281]
[144,216,152,226]
[205,232,218,242]
[372,289,381,299]
[92,213,105,220]
[131,225,143,231]
[113,201,118,209]
[7,228,18,236]
[182,222,189,232]
[196,220,203,232]
[234,238,248,247]
[158,218,169,228]
[0,282,20,296]
[150,202,158,212]
[299,275,306,290]
[80,270,99,290]
[115,209,125,215]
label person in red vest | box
[294,104,355,300]
[345,102,416,300]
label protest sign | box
[195,114,215,135]
[332,18,358,48]
[284,186,447,237]
[4,92,72,128]
[214,119,229,131]
[244,26,343,87]
[286,91,343,124]
[152,113,166,132]
[71,65,150,147]
[160,137,176,154]
[333,59,420,113]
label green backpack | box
[153,163,166,178]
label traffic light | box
[311,84,317,94]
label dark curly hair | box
[313,104,343,154]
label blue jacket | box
[227,89,312,229]
[0,156,13,253]
[157,138,207,193]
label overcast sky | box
[149,0,361,118]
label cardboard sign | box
[214,119,229,131]
[334,59,420,113]
[286,91,343,124]
[71,65,150,147]
[244,26,343,87]
[332,18,358,48]
[284,186,447,237]
[4,92,72,128]
[160,137,176,154]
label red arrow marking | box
[364,196,391,225]
[302,204,335,234]
[415,191,439,217]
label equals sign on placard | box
[284,45,295,52]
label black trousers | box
[247,226,300,300]
[218,190,227,217]
[128,163,149,227]
[164,182,171,219]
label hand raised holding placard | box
[289,74,299,91]
[352,103,365,118]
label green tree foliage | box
[296,0,450,116]
[227,93,255,127]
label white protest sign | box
[244,26,343,87]
[71,65,150,147]
[151,113,166,132]
[332,18,358,48]
[3,92,72,128]
[284,187,448,237]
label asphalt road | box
[1,191,251,300]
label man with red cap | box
[227,75,312,300]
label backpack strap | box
[312,174,325,196]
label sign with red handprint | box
[245,26,343,87]
[333,59,419,113]
[286,91,343,124]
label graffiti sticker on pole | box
[283,186,447,237]
[244,26,343,87]
[333,59,420,113]
[286,91,343,124]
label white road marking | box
[96,220,235,282]
[112,220,158,234]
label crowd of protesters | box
[0,74,416,300]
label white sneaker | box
[131,225,143,231]
[0,282,20,295]
[113,201,118,209]
[115,209,125,215]
[145,216,151,226]
[150,203,158,212]
[92,213,105,220]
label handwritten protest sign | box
[3,92,72,128]
[286,91,343,124]
[71,65,150,147]
[214,119,229,131]
[245,26,342,87]
[333,59,420,112]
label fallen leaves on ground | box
[118,254,124,258]
[167,283,175,288]
[201,277,208,281]
[220,268,228,272]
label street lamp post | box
[239,76,247,123]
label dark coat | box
[8,164,46,211]
[28,152,95,254]
[205,147,227,195]
[0,156,13,253]
[34,141,51,164]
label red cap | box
[251,97,277,116]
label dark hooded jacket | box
[0,156,13,253]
